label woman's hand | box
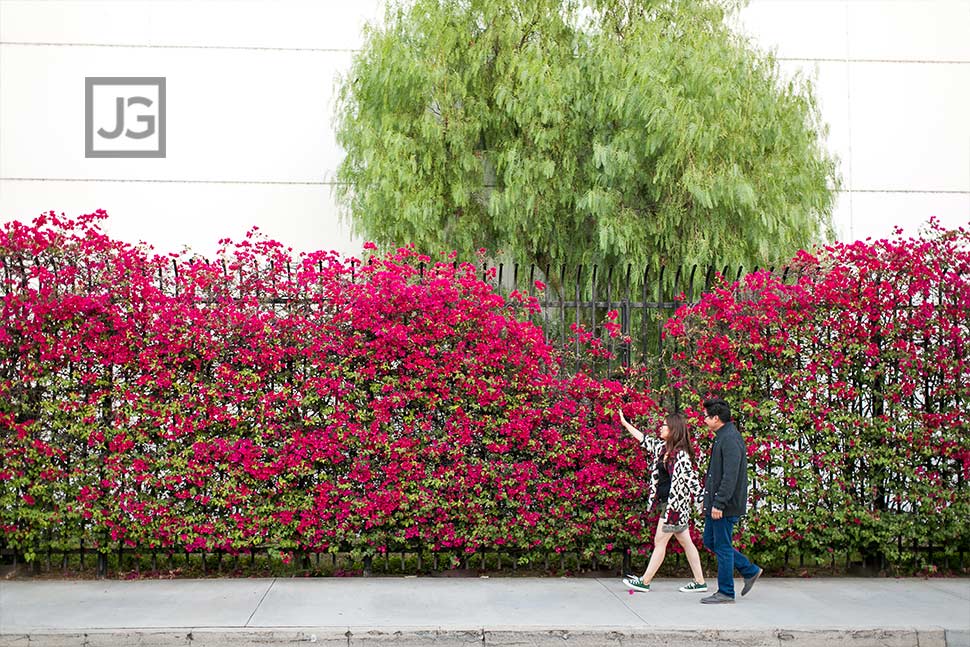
[618,408,643,443]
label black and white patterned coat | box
[640,436,703,527]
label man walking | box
[699,398,763,604]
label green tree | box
[334,0,839,289]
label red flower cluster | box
[0,212,659,560]
[665,220,970,566]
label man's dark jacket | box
[703,421,748,517]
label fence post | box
[655,266,667,385]
[640,267,649,366]
[687,265,697,302]
[574,265,582,373]
[621,265,631,368]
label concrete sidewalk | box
[1,576,968,646]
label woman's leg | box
[674,529,706,584]
[640,518,674,584]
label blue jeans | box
[703,514,760,598]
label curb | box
[0,628,958,647]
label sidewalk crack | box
[594,578,651,626]
[245,579,277,628]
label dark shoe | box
[700,591,735,604]
[741,567,763,596]
[623,576,650,593]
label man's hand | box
[712,507,723,520]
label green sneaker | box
[623,576,650,593]
[679,580,708,593]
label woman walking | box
[619,409,707,593]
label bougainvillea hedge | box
[0,212,659,564]
[1,212,967,572]
[664,221,970,568]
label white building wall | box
[0,0,967,259]
[736,0,970,242]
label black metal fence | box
[472,260,769,376]
[3,255,965,579]
[9,529,956,580]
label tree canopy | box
[334,0,839,284]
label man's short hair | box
[703,398,732,423]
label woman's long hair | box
[665,413,695,464]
